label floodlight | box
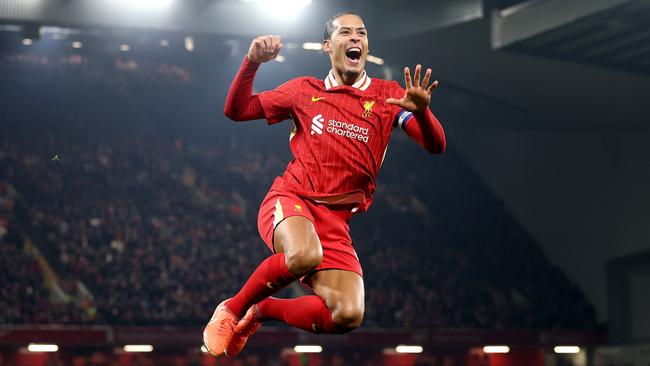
[27,344,59,352]
[395,345,424,353]
[123,345,153,352]
[554,346,581,354]
[293,345,322,353]
[483,345,510,353]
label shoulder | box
[368,77,401,99]
[287,76,322,85]
[370,77,398,87]
[280,76,323,90]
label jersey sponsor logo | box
[311,114,369,143]
[311,114,325,135]
[328,119,369,142]
[311,96,326,102]
[362,100,375,118]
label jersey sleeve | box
[257,78,303,125]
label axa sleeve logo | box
[311,114,325,135]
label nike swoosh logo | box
[311,96,325,102]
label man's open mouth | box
[345,47,362,64]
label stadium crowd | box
[0,43,597,331]
[0,182,85,324]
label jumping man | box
[204,11,446,357]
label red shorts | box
[257,190,363,277]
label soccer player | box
[203,11,446,357]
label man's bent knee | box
[284,244,323,276]
[331,304,364,332]
[307,269,365,333]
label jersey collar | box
[324,70,372,91]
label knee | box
[284,241,322,276]
[331,303,364,332]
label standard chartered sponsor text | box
[327,119,369,142]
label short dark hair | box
[323,11,362,40]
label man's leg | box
[226,268,364,357]
[225,212,363,356]
[204,215,322,356]
[255,216,364,333]
[226,216,322,318]
[258,269,365,332]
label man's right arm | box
[223,35,283,122]
[223,56,265,121]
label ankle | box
[223,299,241,319]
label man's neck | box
[332,69,363,86]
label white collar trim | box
[324,70,371,91]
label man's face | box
[324,14,368,80]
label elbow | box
[424,137,446,155]
[425,144,445,155]
[223,105,233,120]
[224,106,243,122]
[436,138,447,154]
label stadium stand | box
[0,45,598,331]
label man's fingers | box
[385,97,404,107]
[252,37,268,53]
[270,44,283,59]
[268,36,282,55]
[249,35,284,62]
[273,36,283,54]
[272,35,282,50]
[262,37,271,50]
[421,68,432,89]
[404,67,412,90]
[249,40,263,59]
[257,35,280,52]
[413,64,421,88]
[426,80,439,93]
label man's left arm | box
[387,65,446,154]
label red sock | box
[226,253,297,318]
[257,296,340,334]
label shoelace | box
[240,321,260,337]
[237,310,261,337]
[217,316,236,335]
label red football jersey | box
[258,71,414,212]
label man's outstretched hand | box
[248,35,283,63]
[386,64,439,112]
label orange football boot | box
[225,304,262,357]
[202,299,238,357]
